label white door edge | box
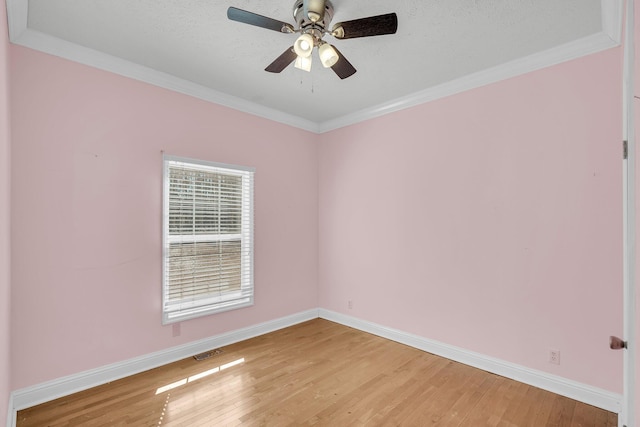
[622,1,636,426]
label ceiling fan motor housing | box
[293,0,334,41]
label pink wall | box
[318,48,624,393]
[6,12,627,406]
[9,46,319,390]
[0,0,11,423]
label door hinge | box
[624,140,628,160]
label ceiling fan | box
[227,0,398,79]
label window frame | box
[162,154,255,324]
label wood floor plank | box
[570,402,599,427]
[546,396,577,427]
[17,319,617,427]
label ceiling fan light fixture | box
[319,43,339,68]
[294,33,314,58]
[294,55,312,72]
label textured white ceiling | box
[7,0,620,131]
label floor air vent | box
[193,348,223,361]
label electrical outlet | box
[549,349,560,365]
[348,300,353,309]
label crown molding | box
[318,31,621,133]
[5,0,26,42]
[5,0,320,133]
[6,0,623,134]
[602,0,624,45]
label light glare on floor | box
[155,379,187,394]
[155,358,245,395]
[188,367,219,382]
[220,358,244,371]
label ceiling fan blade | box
[329,46,357,79]
[227,7,294,33]
[265,47,298,73]
[332,13,398,39]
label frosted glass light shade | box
[294,55,312,72]
[294,34,314,58]
[319,43,339,68]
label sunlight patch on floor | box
[155,358,245,395]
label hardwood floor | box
[17,319,617,426]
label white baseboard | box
[318,309,622,414]
[8,308,319,424]
[7,307,622,427]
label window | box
[163,155,254,324]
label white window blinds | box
[163,155,254,324]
